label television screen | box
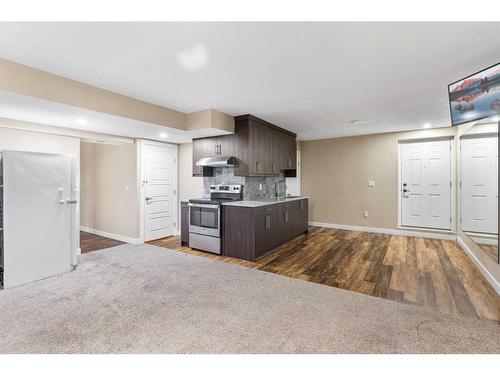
[448,62,500,126]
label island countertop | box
[221,196,309,208]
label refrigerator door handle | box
[58,187,65,204]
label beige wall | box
[178,143,204,203]
[301,127,457,229]
[186,109,234,132]
[0,58,186,130]
[80,142,139,239]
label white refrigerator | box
[0,150,77,289]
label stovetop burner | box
[189,184,242,205]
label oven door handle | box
[188,203,220,209]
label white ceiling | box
[0,22,499,140]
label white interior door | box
[2,150,74,288]
[401,140,452,230]
[461,136,498,234]
[142,141,177,241]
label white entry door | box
[2,150,74,288]
[461,136,498,234]
[401,140,452,230]
[141,141,177,241]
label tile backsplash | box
[202,167,286,200]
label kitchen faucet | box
[275,180,287,198]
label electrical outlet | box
[363,211,369,217]
[368,181,375,187]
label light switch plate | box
[368,181,375,187]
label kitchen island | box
[222,197,309,261]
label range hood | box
[196,156,235,167]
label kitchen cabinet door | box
[192,137,218,176]
[284,134,297,170]
[218,134,235,157]
[192,138,204,176]
[250,122,275,175]
[271,129,284,174]
[297,199,309,234]
[277,202,292,243]
[255,205,277,257]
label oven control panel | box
[209,184,241,193]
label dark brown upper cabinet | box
[192,137,218,176]
[233,115,297,177]
[192,114,297,177]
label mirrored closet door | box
[459,121,499,263]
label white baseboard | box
[465,233,498,246]
[80,226,143,245]
[457,236,500,295]
[309,221,457,241]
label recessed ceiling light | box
[423,123,432,129]
[350,119,368,126]
[176,44,209,71]
[75,117,87,125]
[159,132,168,139]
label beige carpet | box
[0,243,499,354]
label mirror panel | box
[459,121,499,264]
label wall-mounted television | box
[448,62,500,126]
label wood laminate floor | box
[80,231,124,254]
[148,227,500,322]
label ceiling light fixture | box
[75,117,87,125]
[176,44,209,71]
[423,123,432,129]
[160,132,168,139]
[350,119,368,126]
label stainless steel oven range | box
[188,184,242,254]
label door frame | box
[397,136,456,231]
[137,139,178,243]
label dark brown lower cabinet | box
[223,199,308,261]
[255,205,278,258]
[181,202,189,246]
